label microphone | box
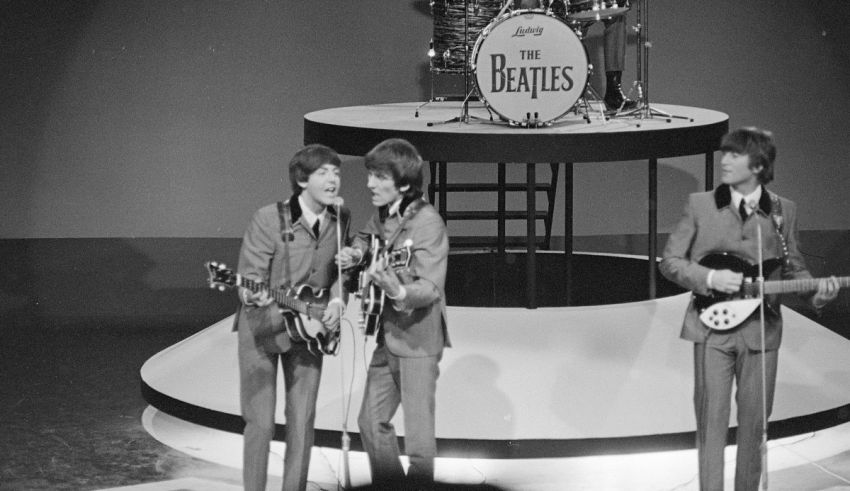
[333,196,344,209]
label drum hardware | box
[613,0,691,123]
[430,1,508,103]
[434,0,502,125]
[566,0,631,23]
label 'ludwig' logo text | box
[512,26,543,37]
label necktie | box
[312,219,321,238]
[739,200,749,220]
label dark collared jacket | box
[660,184,814,350]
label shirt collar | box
[387,197,404,218]
[731,185,762,211]
[298,194,327,227]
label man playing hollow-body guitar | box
[660,127,839,491]
[338,138,450,488]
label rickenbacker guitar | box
[354,236,414,335]
[695,253,849,330]
[205,261,340,355]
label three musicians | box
[231,7,840,491]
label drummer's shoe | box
[604,71,638,112]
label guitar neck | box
[748,276,850,296]
[238,276,311,315]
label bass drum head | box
[472,10,589,125]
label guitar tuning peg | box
[218,285,226,292]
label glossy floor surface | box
[4,313,850,490]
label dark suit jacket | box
[660,184,814,350]
[354,197,451,357]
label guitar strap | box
[383,198,426,248]
[277,201,293,288]
[370,198,425,341]
[767,192,790,269]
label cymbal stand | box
[618,0,690,123]
[574,30,609,124]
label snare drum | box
[471,10,589,125]
[432,0,506,72]
[567,0,630,22]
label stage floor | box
[134,413,850,490]
[141,281,850,488]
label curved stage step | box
[141,253,850,488]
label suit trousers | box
[239,326,323,491]
[358,344,441,486]
[603,14,627,73]
[693,329,777,491]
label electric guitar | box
[205,261,340,355]
[354,237,414,335]
[695,253,848,330]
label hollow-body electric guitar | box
[205,261,340,355]
[695,253,848,330]
[354,236,414,335]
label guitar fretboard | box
[744,276,850,296]
[238,276,321,317]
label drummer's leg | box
[602,13,635,110]
[602,14,626,72]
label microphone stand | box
[335,201,352,490]
[756,222,769,490]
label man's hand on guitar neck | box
[240,287,274,307]
[813,276,840,310]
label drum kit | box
[427,0,667,127]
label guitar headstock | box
[205,261,237,292]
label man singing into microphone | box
[234,143,350,491]
[338,138,450,488]
[660,127,839,490]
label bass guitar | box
[354,237,414,335]
[205,261,340,355]
[695,253,848,330]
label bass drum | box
[471,10,589,126]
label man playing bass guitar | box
[660,127,839,491]
[337,138,450,488]
[234,144,350,491]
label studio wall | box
[2,0,849,240]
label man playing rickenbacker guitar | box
[233,144,350,491]
[337,138,450,488]
[660,127,839,491]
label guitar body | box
[205,261,340,355]
[695,253,783,331]
[353,236,413,336]
[279,284,338,355]
[693,253,783,312]
[358,272,384,336]
[690,253,847,330]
